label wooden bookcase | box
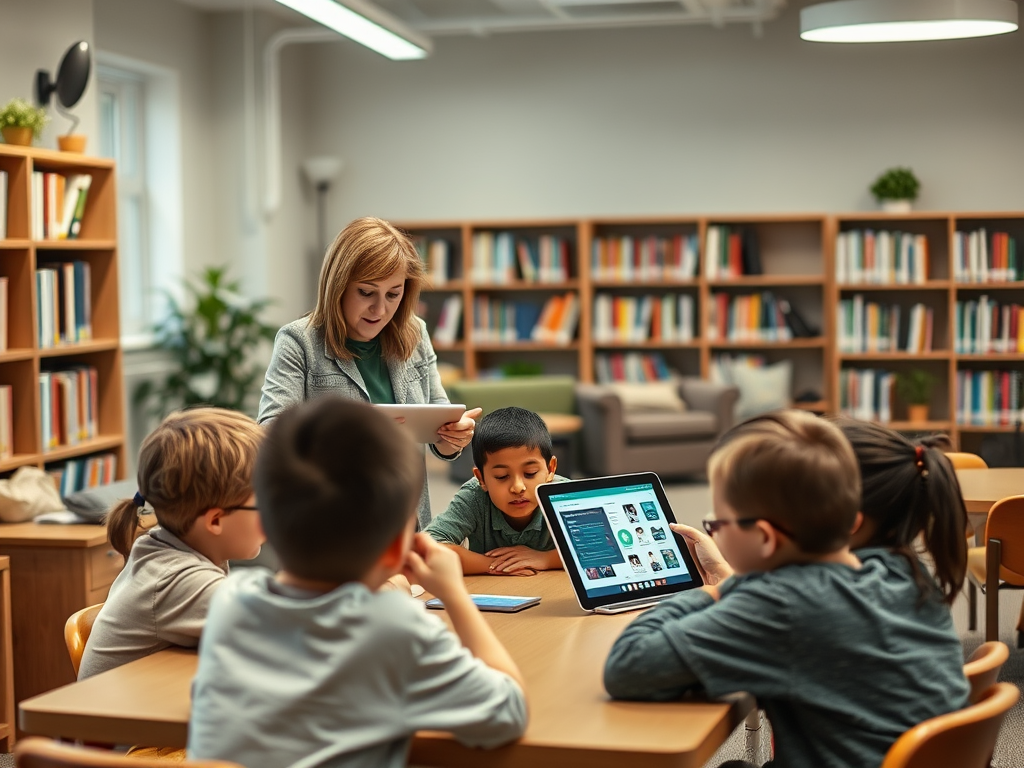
[404,212,1024,450]
[0,144,126,478]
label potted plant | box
[896,369,935,424]
[870,167,920,214]
[0,98,49,147]
[133,266,279,418]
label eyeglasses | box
[702,516,793,539]
[226,505,259,514]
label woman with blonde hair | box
[258,216,478,528]
[79,407,265,679]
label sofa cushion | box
[624,411,718,443]
[607,382,686,413]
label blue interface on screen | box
[547,482,693,598]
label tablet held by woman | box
[258,216,479,528]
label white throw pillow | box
[607,382,686,413]
[0,466,65,523]
[730,361,793,419]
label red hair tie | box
[914,445,929,478]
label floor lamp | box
[302,156,344,255]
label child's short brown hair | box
[255,396,424,583]
[107,408,264,559]
[709,410,861,554]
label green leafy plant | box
[896,369,935,405]
[0,98,49,139]
[870,167,920,202]
[133,267,278,418]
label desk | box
[0,523,123,715]
[956,468,1024,544]
[20,572,751,768]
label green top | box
[425,476,567,553]
[345,337,394,405]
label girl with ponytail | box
[78,408,265,679]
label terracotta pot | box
[907,404,930,424]
[57,134,87,153]
[1,126,33,146]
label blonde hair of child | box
[709,410,861,555]
[106,408,264,559]
[309,216,427,363]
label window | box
[96,54,183,346]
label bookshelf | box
[0,144,125,481]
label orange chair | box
[963,642,1009,704]
[15,738,241,768]
[967,494,1024,644]
[64,604,103,677]
[945,452,989,470]
[880,683,1019,768]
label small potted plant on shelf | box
[870,167,920,214]
[0,98,48,147]
[897,369,935,424]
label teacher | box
[258,216,479,529]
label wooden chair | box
[963,642,1009,703]
[945,452,989,470]
[880,683,1019,768]
[15,738,241,768]
[967,495,1024,643]
[64,604,103,677]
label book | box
[0,276,7,351]
[66,175,93,240]
[0,384,11,460]
[0,169,7,240]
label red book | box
[728,234,742,277]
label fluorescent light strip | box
[801,0,1019,43]
[275,0,431,60]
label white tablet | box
[374,403,467,444]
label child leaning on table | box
[187,397,527,768]
[78,408,265,680]
[425,406,567,576]
[603,410,968,768]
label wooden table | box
[20,572,751,768]
[0,556,14,751]
[0,523,123,717]
[956,468,1024,544]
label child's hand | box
[485,545,556,574]
[380,573,413,594]
[670,523,734,586]
[403,533,466,602]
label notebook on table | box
[536,472,704,614]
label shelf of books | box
[0,144,125,492]
[833,212,1024,450]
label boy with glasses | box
[603,410,967,768]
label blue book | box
[73,261,90,341]
[514,302,543,341]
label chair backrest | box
[15,737,242,768]
[963,642,1009,703]
[64,603,103,677]
[880,683,1019,768]
[944,452,988,470]
[984,495,1024,586]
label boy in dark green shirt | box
[426,407,566,576]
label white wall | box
[0,0,97,148]
[305,2,1024,225]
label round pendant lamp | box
[800,0,1018,42]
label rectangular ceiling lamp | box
[274,0,433,60]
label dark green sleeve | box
[604,589,716,700]
[424,485,481,545]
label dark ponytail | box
[831,418,967,605]
[106,499,142,560]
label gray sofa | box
[576,378,739,478]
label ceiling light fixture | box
[800,0,1018,43]
[273,0,432,60]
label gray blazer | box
[257,316,458,528]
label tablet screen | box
[541,476,698,605]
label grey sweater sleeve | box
[258,325,307,425]
[604,589,716,700]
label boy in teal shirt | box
[426,407,566,575]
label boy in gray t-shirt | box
[188,397,527,768]
[426,406,566,576]
[604,411,968,768]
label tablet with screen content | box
[374,403,466,444]
[536,472,703,613]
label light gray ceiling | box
[175,0,787,35]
